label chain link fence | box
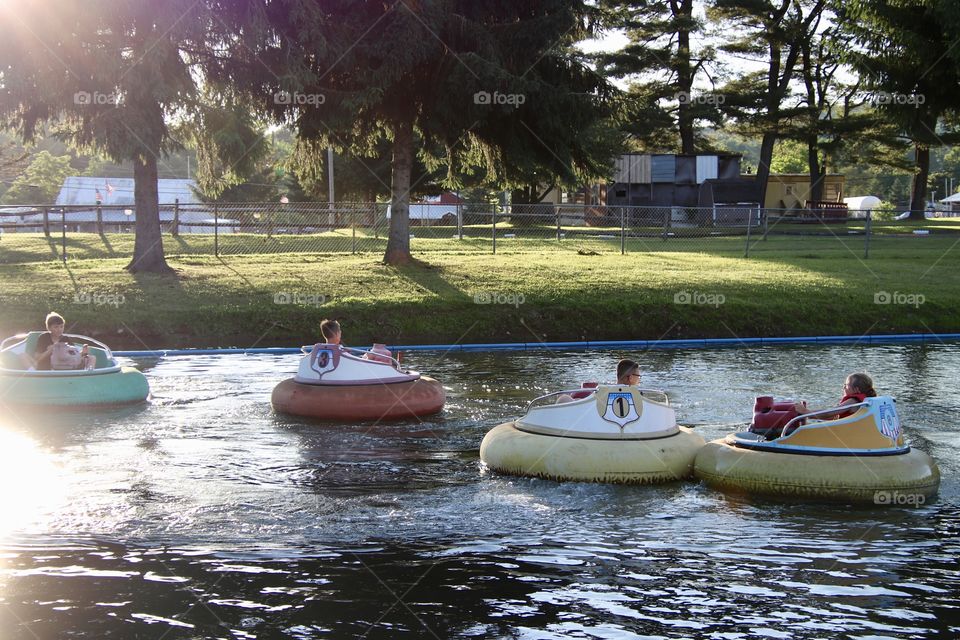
[1,201,956,264]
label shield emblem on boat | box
[310,348,340,378]
[596,387,642,428]
[876,401,902,442]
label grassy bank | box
[1,231,958,350]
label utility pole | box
[327,146,335,227]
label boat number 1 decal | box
[877,403,901,441]
[613,395,630,418]
[600,391,641,428]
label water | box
[1,344,958,638]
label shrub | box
[873,201,897,222]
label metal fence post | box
[556,209,561,242]
[457,201,463,240]
[492,205,497,255]
[96,201,103,235]
[864,210,871,259]
[43,207,50,237]
[61,208,67,263]
[351,207,357,254]
[762,208,769,241]
[744,207,755,258]
[662,207,670,241]
[620,207,625,255]
[214,202,219,257]
[172,198,180,237]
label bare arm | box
[795,398,858,419]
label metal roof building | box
[55,177,200,207]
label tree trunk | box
[756,132,776,211]
[676,0,695,154]
[909,144,929,220]
[126,153,172,273]
[800,39,824,205]
[384,118,414,265]
[808,140,824,204]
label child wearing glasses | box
[616,359,641,385]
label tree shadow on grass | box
[169,234,197,255]
[0,235,61,265]
[214,256,255,288]
[99,232,116,257]
[380,257,470,302]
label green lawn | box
[1,227,958,349]
[3,216,959,263]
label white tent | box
[843,196,881,218]
[940,192,960,213]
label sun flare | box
[0,429,67,538]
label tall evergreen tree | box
[0,1,211,272]
[597,0,720,153]
[775,8,877,204]
[220,1,618,265]
[711,0,826,207]
[842,0,960,218]
[0,0,278,271]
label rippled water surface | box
[1,344,958,638]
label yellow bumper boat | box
[480,385,705,484]
[694,396,940,503]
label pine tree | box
[842,0,960,218]
[596,0,720,153]
[0,1,216,271]
[221,1,618,264]
[711,0,826,208]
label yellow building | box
[761,173,845,212]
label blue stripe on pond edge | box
[113,333,960,359]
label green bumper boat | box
[0,332,149,408]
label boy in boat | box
[312,318,342,349]
[555,358,641,404]
[310,318,343,357]
[319,319,341,346]
[26,312,95,370]
[617,359,641,386]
